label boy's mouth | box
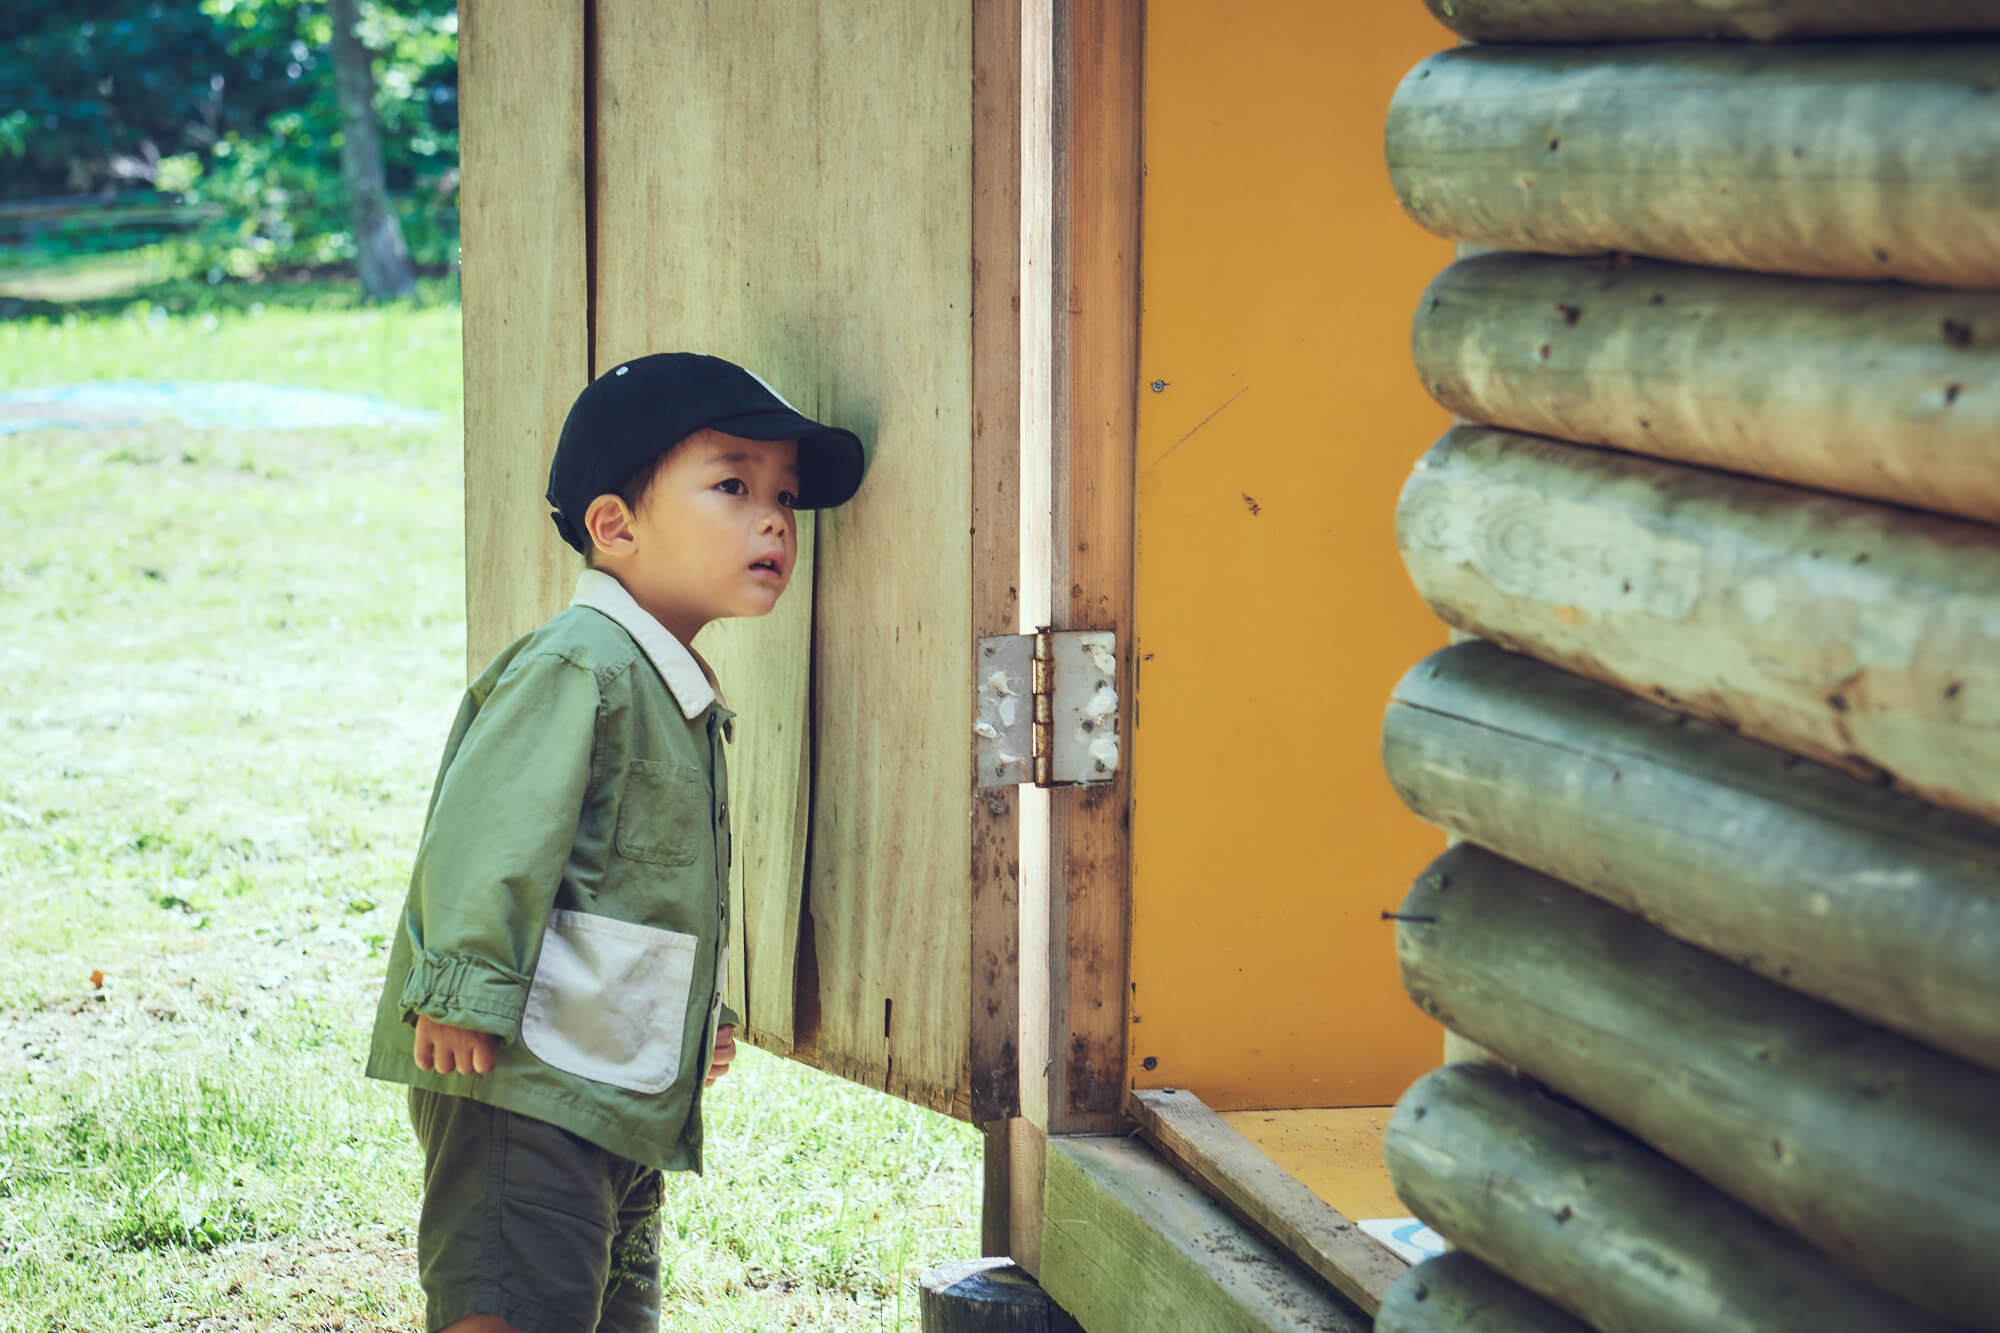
[749,556,785,579]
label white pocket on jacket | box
[520,909,696,1094]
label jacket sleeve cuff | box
[398,950,532,1038]
[719,1001,740,1030]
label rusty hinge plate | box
[976,629,1119,789]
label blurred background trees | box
[0,0,458,297]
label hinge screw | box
[1149,380,1168,393]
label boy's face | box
[588,428,800,642]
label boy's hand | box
[413,1014,499,1076]
[705,1024,737,1088]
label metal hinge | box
[975,629,1120,788]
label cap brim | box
[709,410,866,509]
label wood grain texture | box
[969,0,1028,1129]
[1375,1253,1591,1333]
[1422,0,2000,42]
[1130,1090,1406,1316]
[592,1,974,1113]
[1387,1063,1955,1333]
[1413,253,2000,524]
[1385,640,2000,1075]
[1386,42,2000,287]
[1396,426,2000,825]
[1039,1136,1370,1333]
[1396,845,2000,1330]
[918,1257,1083,1333]
[459,0,587,678]
[1041,0,1137,1134]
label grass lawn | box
[0,271,981,1330]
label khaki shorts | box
[408,1088,665,1333]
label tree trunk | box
[1376,1253,1591,1333]
[1419,0,2000,43]
[1412,253,2000,524]
[1395,426,2000,825]
[327,0,415,301]
[1386,42,2000,287]
[1396,845,2000,1330]
[1385,1063,1956,1333]
[1383,640,2000,1076]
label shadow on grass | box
[0,251,460,322]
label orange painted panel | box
[1221,1108,1405,1223]
[1131,4,1452,1109]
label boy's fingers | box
[472,1035,496,1075]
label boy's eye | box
[716,478,746,495]
[778,491,798,510]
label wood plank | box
[459,0,587,677]
[1218,1107,1406,1225]
[592,1,975,1113]
[1396,426,2000,826]
[1386,640,2000,1076]
[590,1,821,1059]
[1376,1253,1592,1333]
[1389,1063,1955,1333]
[1414,253,2000,524]
[919,1257,1083,1333]
[1130,1090,1407,1316]
[1387,42,2000,287]
[1041,0,1138,1135]
[969,0,1030,1129]
[1008,1116,1049,1277]
[1396,845,2000,1331]
[1039,1135,1369,1333]
[1421,0,2000,42]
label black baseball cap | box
[545,352,869,554]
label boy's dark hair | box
[583,443,679,568]
[547,352,866,556]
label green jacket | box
[364,570,737,1173]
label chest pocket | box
[615,759,706,866]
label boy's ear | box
[583,493,637,562]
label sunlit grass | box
[0,272,981,1330]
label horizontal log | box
[1387,44,2000,286]
[1396,426,2000,825]
[1383,641,2000,1075]
[1412,253,2000,523]
[1422,0,2000,43]
[1397,845,2000,1330]
[1375,1252,1591,1333]
[1385,1063,1954,1333]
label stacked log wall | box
[1380,4,2000,1329]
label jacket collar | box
[570,570,719,720]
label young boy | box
[365,352,866,1333]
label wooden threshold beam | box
[1039,1135,1369,1333]
[1130,1089,1408,1316]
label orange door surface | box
[1131,4,1453,1109]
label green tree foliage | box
[1,0,457,278]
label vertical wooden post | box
[1042,0,1140,1137]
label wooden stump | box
[920,1258,1083,1333]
